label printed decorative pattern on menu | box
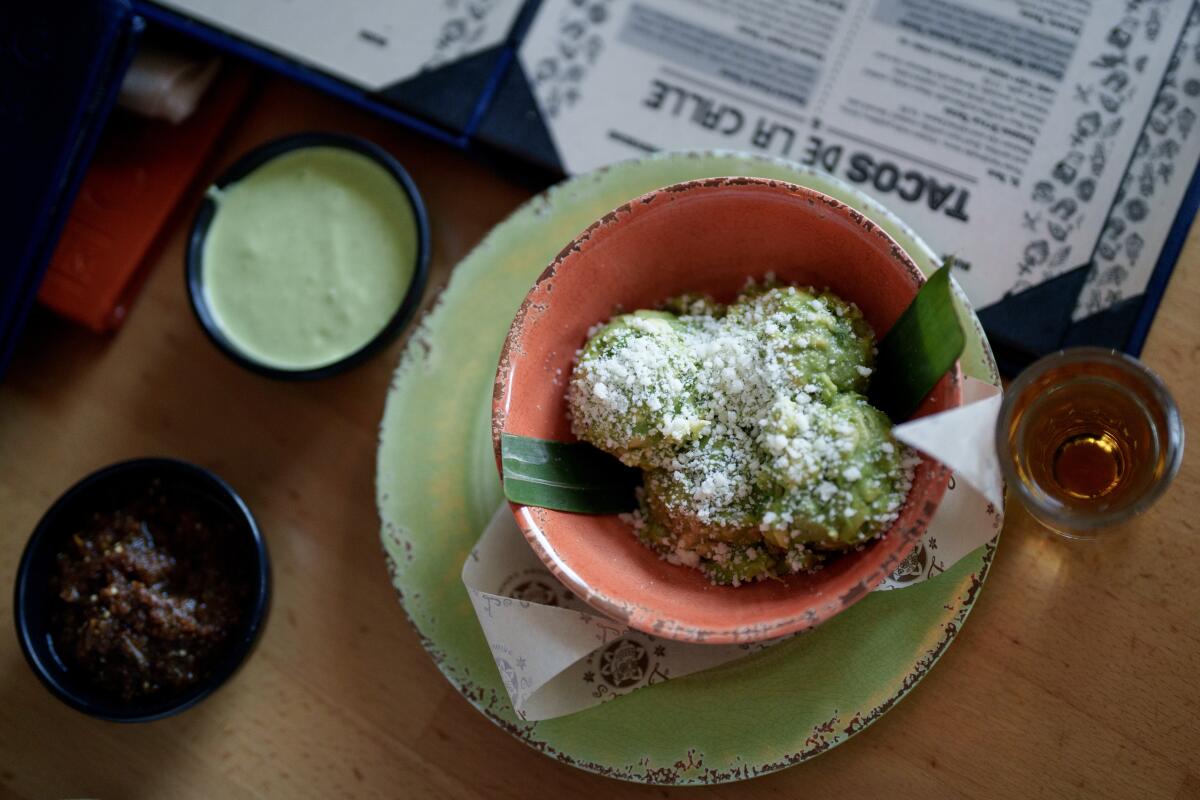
[1013,0,1171,295]
[1074,2,1200,318]
[531,0,614,119]
[423,0,504,69]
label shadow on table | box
[0,648,207,798]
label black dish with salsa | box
[14,459,269,721]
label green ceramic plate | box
[377,151,1002,784]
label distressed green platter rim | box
[376,150,1002,785]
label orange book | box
[38,68,251,332]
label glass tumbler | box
[995,347,1184,538]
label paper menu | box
[150,0,525,89]
[514,0,1195,313]
[144,0,529,134]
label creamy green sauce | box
[202,146,417,370]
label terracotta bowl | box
[492,177,963,644]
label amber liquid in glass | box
[999,348,1181,535]
[1010,376,1160,515]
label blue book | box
[0,0,144,377]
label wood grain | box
[1,76,1196,799]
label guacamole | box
[567,284,918,585]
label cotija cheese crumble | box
[567,283,919,585]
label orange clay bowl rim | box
[491,177,963,644]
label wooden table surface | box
[1,76,1197,800]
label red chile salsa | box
[51,481,251,701]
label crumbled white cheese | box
[566,286,917,584]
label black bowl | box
[186,131,431,380]
[14,458,271,722]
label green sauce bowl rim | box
[185,131,432,380]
